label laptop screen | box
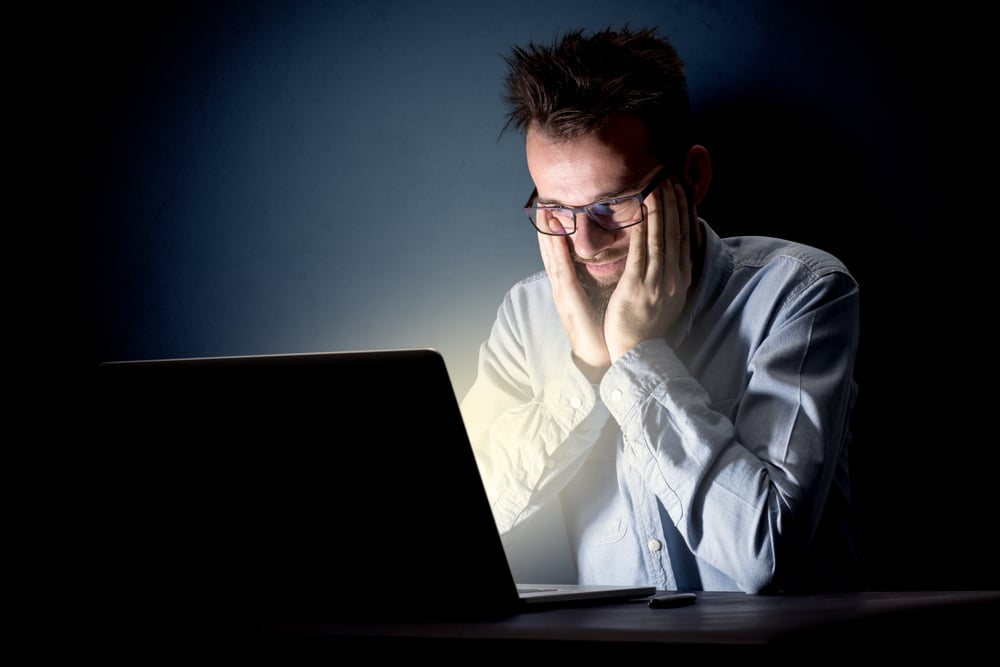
[94,349,523,625]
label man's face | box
[525,115,661,318]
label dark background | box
[56,0,993,592]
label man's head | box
[503,27,710,320]
[502,26,692,176]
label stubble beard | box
[572,256,622,326]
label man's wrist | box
[572,353,610,383]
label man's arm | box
[460,285,612,534]
[603,268,860,593]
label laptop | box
[93,348,654,627]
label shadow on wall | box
[689,95,996,592]
[692,94,884,275]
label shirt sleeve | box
[460,290,612,535]
[600,270,860,594]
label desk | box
[210,590,1000,658]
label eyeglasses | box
[523,168,669,236]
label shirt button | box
[647,539,662,553]
[610,388,623,402]
[569,396,583,409]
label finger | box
[623,203,648,280]
[538,232,584,305]
[673,181,691,278]
[537,231,567,281]
[645,177,673,286]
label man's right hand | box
[538,232,611,382]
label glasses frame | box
[523,168,670,236]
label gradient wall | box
[79,0,915,395]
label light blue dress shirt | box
[460,221,861,594]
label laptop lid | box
[93,348,652,627]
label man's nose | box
[571,215,620,260]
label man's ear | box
[682,145,712,205]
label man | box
[460,26,862,594]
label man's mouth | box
[573,250,628,277]
[581,256,627,276]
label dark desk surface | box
[210,590,1000,658]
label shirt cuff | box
[599,338,689,424]
[544,349,612,433]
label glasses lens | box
[587,197,644,229]
[532,207,575,235]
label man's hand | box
[604,179,692,361]
[538,230,611,382]
[538,178,692,381]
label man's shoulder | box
[506,269,551,298]
[497,269,556,318]
[721,235,854,282]
[511,269,549,288]
[491,269,562,336]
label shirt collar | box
[666,219,733,348]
